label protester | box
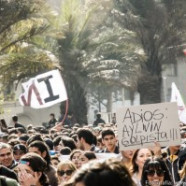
[76,129,97,151]
[48,113,57,129]
[120,149,134,168]
[13,144,27,162]
[28,140,58,186]
[70,150,83,169]
[12,116,26,132]
[57,160,77,185]
[131,148,154,186]
[164,144,186,183]
[0,142,17,169]
[63,158,135,186]
[141,157,173,186]
[79,151,97,167]
[16,152,49,186]
[101,129,119,153]
[93,113,105,127]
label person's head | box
[28,140,51,167]
[27,134,44,146]
[121,149,134,161]
[101,129,117,152]
[60,147,72,155]
[77,129,94,150]
[19,134,29,146]
[12,115,18,123]
[70,150,83,169]
[16,152,49,186]
[0,119,7,128]
[57,160,76,184]
[59,136,77,151]
[168,145,180,154]
[96,113,101,119]
[44,138,53,150]
[0,142,14,167]
[51,155,60,168]
[53,136,62,151]
[17,127,26,136]
[13,144,27,161]
[132,148,154,174]
[64,158,135,186]
[141,157,173,186]
[79,151,97,167]
[50,113,55,119]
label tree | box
[128,0,186,104]
[0,0,59,98]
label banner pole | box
[60,99,69,125]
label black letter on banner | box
[37,75,59,103]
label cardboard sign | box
[116,102,181,150]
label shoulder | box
[0,176,19,186]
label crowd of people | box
[0,113,186,186]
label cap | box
[13,144,27,153]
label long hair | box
[141,157,173,186]
[131,148,154,174]
[20,152,49,186]
[28,140,51,168]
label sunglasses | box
[146,170,165,177]
[57,170,73,176]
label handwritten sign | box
[117,102,181,150]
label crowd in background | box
[0,113,186,186]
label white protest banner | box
[116,102,181,150]
[171,82,186,124]
[19,70,68,109]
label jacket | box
[0,176,19,186]
[165,147,186,183]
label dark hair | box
[64,158,135,186]
[53,136,62,146]
[132,148,154,174]
[50,113,55,117]
[19,134,29,143]
[77,129,94,145]
[61,136,76,151]
[44,138,53,150]
[20,152,49,185]
[12,116,18,122]
[70,149,83,161]
[0,119,8,133]
[141,157,173,186]
[28,141,51,168]
[101,129,115,139]
[27,134,44,146]
[17,127,26,134]
[82,151,96,160]
[60,147,71,155]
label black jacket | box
[165,147,186,183]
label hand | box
[149,141,162,156]
[18,169,39,186]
